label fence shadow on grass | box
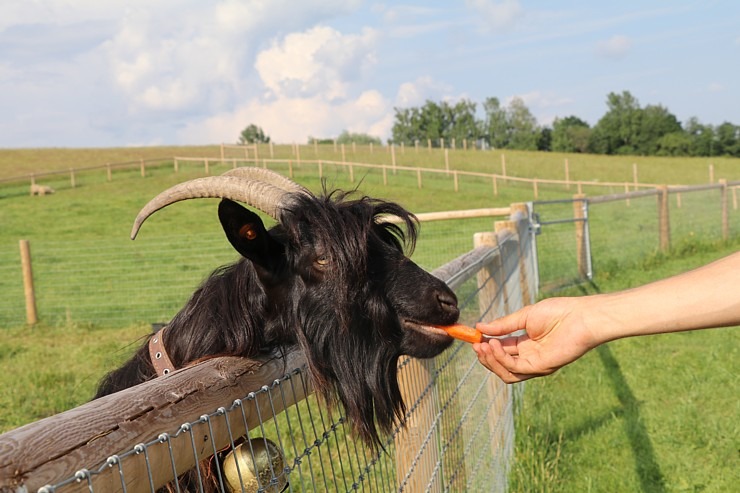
[596,346,667,493]
[555,281,667,492]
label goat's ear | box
[218,199,280,267]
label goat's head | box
[131,168,459,446]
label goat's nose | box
[437,290,459,316]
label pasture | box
[0,145,738,491]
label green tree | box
[482,97,510,149]
[336,130,382,145]
[507,97,539,150]
[635,104,681,155]
[391,99,479,147]
[589,91,642,155]
[551,116,591,153]
[684,117,714,156]
[238,124,270,145]
[390,107,418,146]
[715,122,740,157]
[656,132,693,156]
[445,99,479,145]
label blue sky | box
[0,0,737,148]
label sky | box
[0,0,738,148]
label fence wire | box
[533,184,739,291]
[0,215,499,328]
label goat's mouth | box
[402,320,454,342]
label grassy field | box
[0,145,738,490]
[2,144,739,185]
[510,240,740,493]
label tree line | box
[390,91,740,157]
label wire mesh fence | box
[0,211,508,328]
[0,208,535,493]
[532,182,739,291]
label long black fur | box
[95,187,459,491]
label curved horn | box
[130,176,292,240]
[222,167,311,195]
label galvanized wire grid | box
[39,243,526,493]
[0,216,492,328]
[533,186,739,292]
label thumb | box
[476,306,531,336]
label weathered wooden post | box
[19,240,38,325]
[573,195,589,279]
[657,186,670,251]
[391,144,397,174]
[633,163,638,190]
[395,357,441,493]
[720,179,728,240]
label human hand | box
[473,297,599,383]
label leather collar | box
[148,326,175,377]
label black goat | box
[95,168,459,490]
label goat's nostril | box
[437,291,459,313]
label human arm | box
[473,252,740,383]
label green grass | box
[0,322,148,432]
[510,240,740,493]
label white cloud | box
[708,82,724,93]
[465,0,524,30]
[175,21,388,143]
[395,77,455,107]
[507,90,573,109]
[101,6,249,114]
[255,26,378,101]
[595,34,632,59]
[178,89,392,144]
[96,1,366,115]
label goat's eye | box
[314,255,330,267]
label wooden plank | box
[0,352,308,493]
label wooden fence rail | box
[0,352,310,493]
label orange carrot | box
[437,323,484,344]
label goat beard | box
[296,305,405,449]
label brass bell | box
[221,437,288,493]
